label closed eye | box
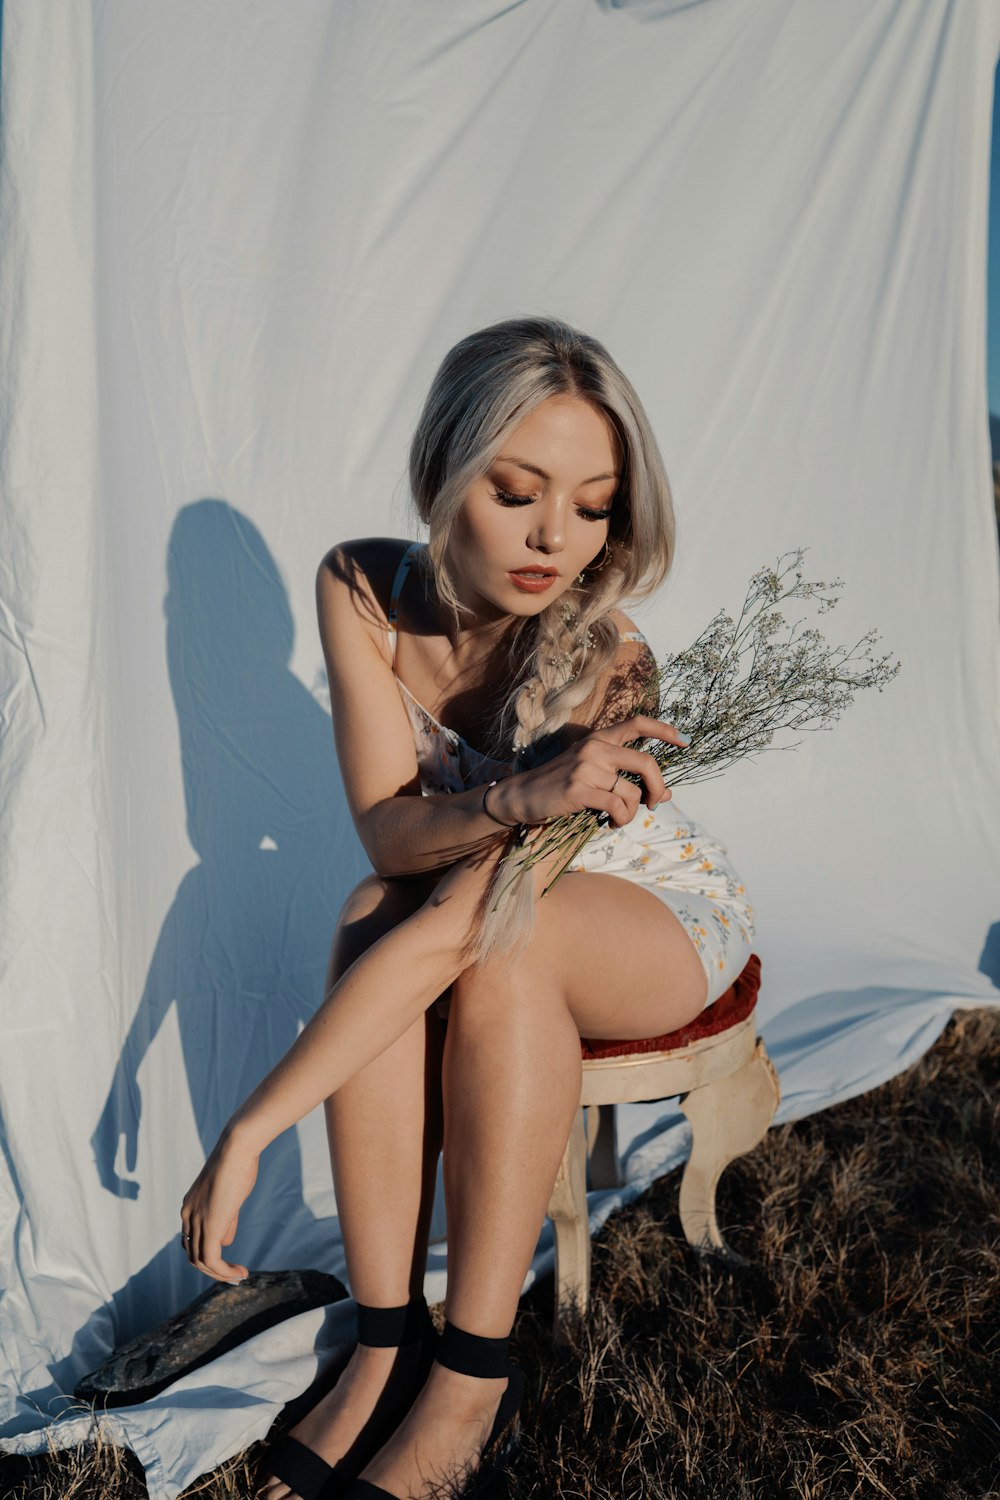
[490,486,535,506]
[490,486,612,521]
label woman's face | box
[445,393,622,625]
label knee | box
[448,941,550,1016]
[339,870,445,927]
[337,872,392,928]
[333,873,431,967]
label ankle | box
[436,1318,511,1379]
[349,1341,402,1369]
[354,1293,433,1350]
[424,1360,508,1417]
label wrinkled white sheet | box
[2,2,999,1495]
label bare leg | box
[262,873,446,1500]
[325,875,446,1304]
[358,864,707,1498]
[236,843,510,1152]
[441,957,583,1336]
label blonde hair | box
[408,315,676,959]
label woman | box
[180,316,756,1500]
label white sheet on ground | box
[1,2,999,1496]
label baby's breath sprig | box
[493,547,902,905]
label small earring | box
[584,539,612,575]
[575,571,585,586]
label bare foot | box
[357,1363,510,1500]
[258,1342,427,1500]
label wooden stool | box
[545,953,779,1340]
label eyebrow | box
[495,456,619,485]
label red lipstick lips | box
[508,567,558,594]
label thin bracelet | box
[482,779,519,829]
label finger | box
[584,773,638,827]
[585,743,670,807]
[611,780,641,828]
[188,1233,221,1281]
[613,781,643,826]
[188,1217,204,1271]
[202,1234,248,1283]
[186,1205,245,1282]
[605,715,690,749]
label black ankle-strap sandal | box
[262,1295,437,1500]
[344,1318,524,1499]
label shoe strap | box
[355,1294,431,1347]
[435,1319,510,1379]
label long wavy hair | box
[408,315,677,960]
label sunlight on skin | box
[184,394,691,1500]
[181,394,660,1276]
[439,393,621,649]
[180,839,512,1281]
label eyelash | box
[490,486,613,522]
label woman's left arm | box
[179,835,507,1281]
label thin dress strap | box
[618,629,647,644]
[386,542,424,662]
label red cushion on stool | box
[579,952,762,1061]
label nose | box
[527,506,566,554]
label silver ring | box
[180,1233,191,1242]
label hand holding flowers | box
[486,713,687,830]
[491,547,902,904]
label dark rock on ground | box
[75,1268,349,1407]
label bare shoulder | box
[316,536,415,666]
[313,538,426,841]
[589,607,660,727]
[607,605,645,642]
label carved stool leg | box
[546,1107,590,1342]
[677,1040,780,1262]
[586,1103,625,1190]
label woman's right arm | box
[317,540,515,877]
[318,541,689,875]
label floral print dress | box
[387,542,756,1011]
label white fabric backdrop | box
[2,1,999,1494]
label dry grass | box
[5,1007,999,1500]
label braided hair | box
[408,315,677,958]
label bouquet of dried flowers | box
[496,547,902,903]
